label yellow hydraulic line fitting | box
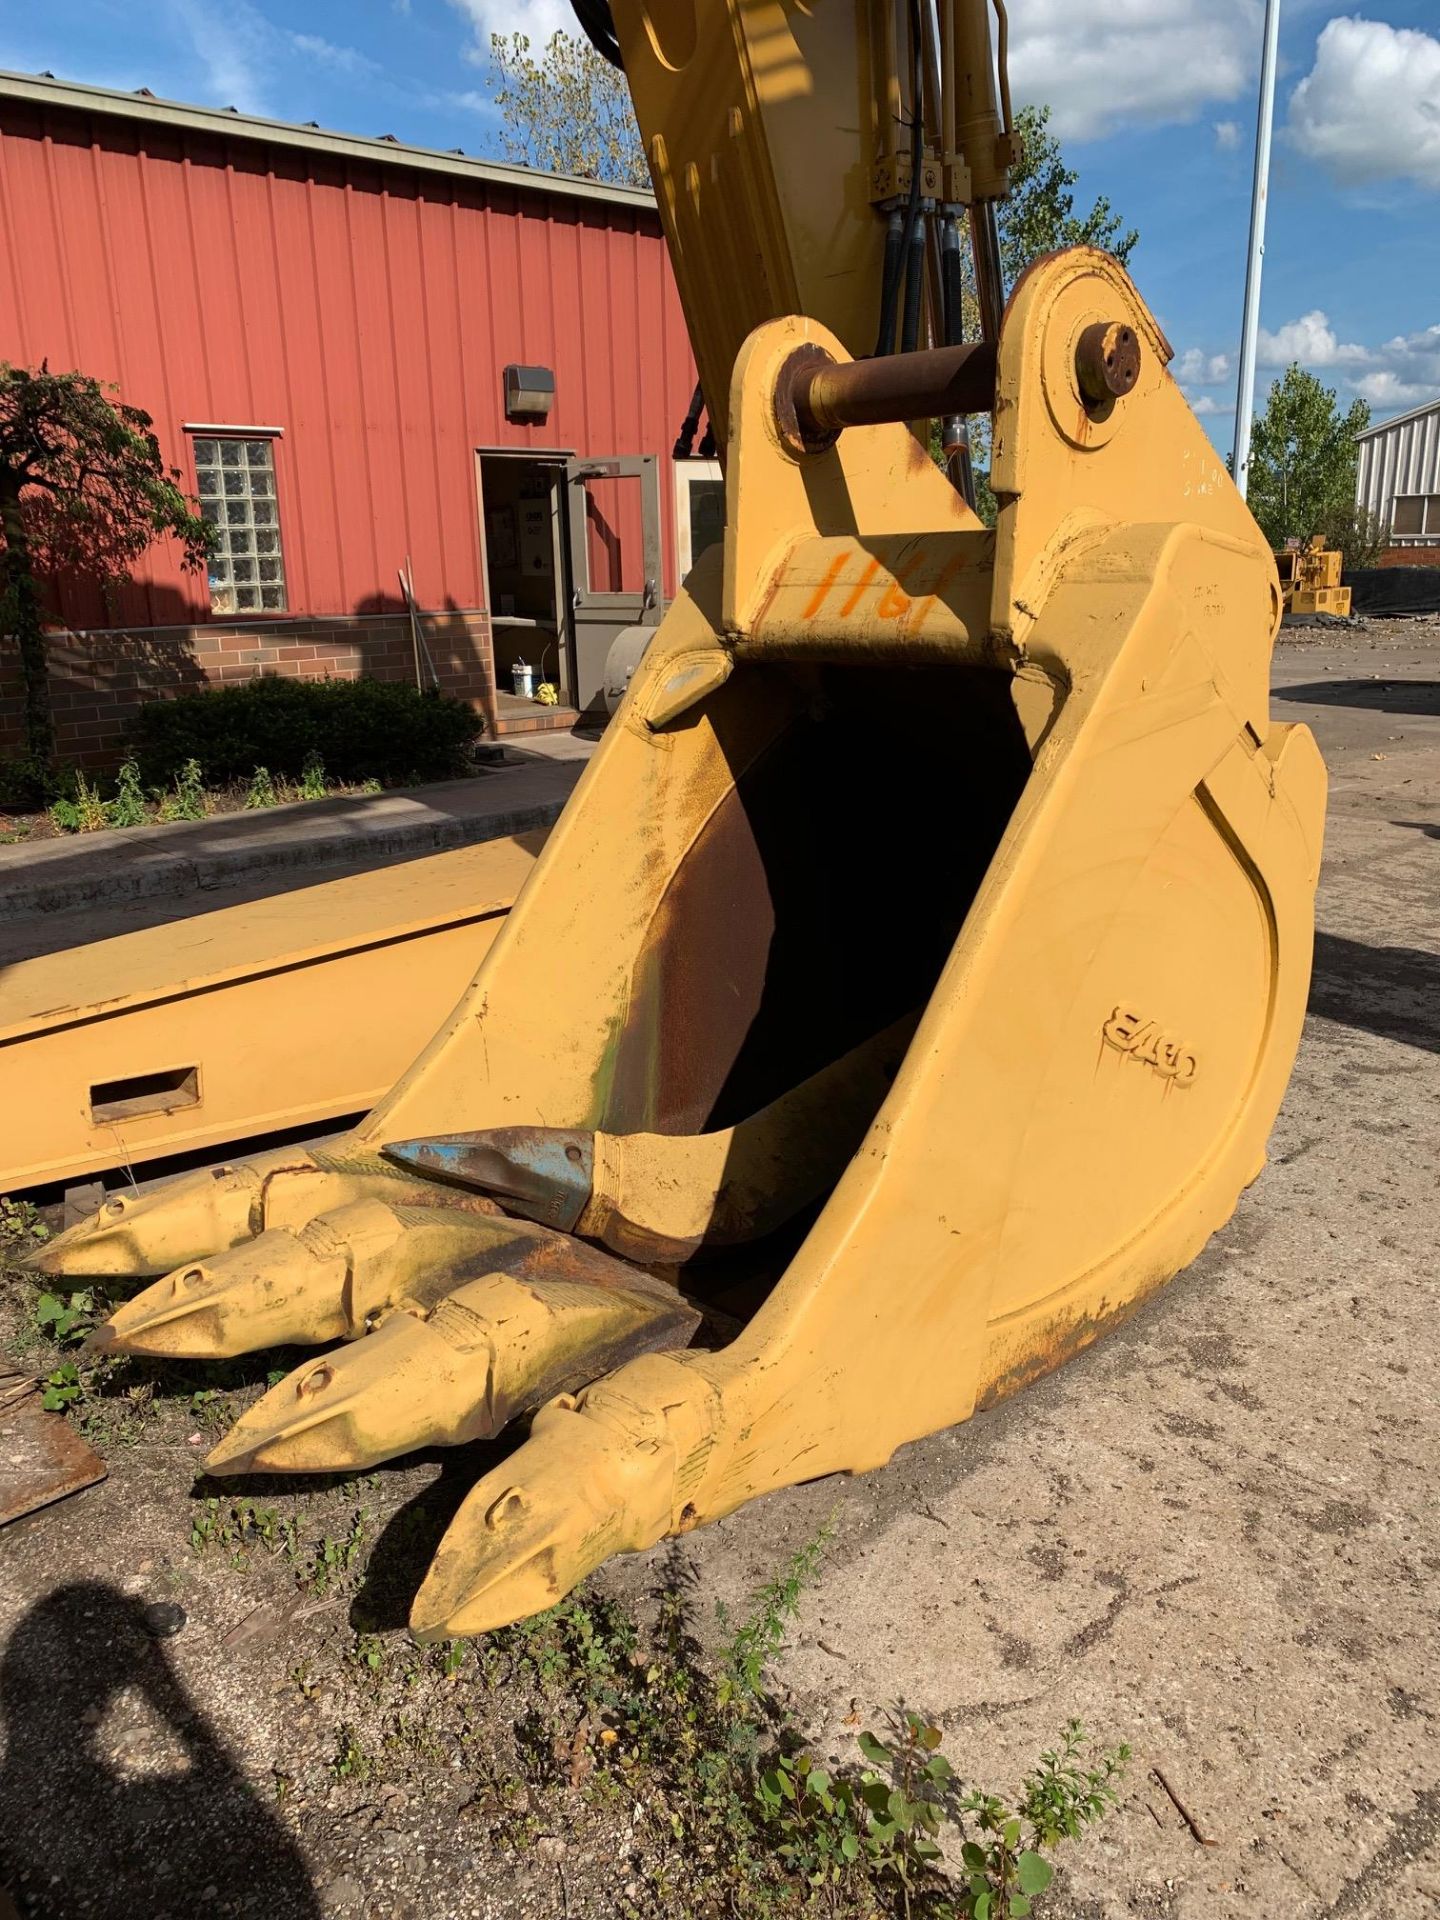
[36,0,1326,1641]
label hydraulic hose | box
[895,0,927,355]
[873,211,907,358]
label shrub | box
[1315,501,1392,571]
[0,753,64,812]
[125,674,483,788]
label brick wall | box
[1380,547,1440,568]
[0,610,496,768]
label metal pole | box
[1232,0,1281,499]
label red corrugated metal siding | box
[0,100,698,627]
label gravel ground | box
[0,616,1436,1920]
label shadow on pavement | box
[1274,678,1440,717]
[1309,932,1440,1056]
[0,1582,318,1920]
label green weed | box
[106,758,148,828]
[190,1495,299,1568]
[155,756,207,821]
[330,1725,374,1783]
[300,1510,366,1594]
[243,765,278,808]
[470,1531,1127,1917]
[0,1197,49,1248]
[49,771,108,833]
[299,749,327,800]
[41,1362,82,1411]
[33,1288,95,1347]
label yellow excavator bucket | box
[31,1,1325,1639]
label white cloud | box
[1353,369,1440,410]
[1190,394,1225,416]
[1177,313,1440,422]
[1288,17,1440,190]
[1175,346,1232,386]
[288,34,382,81]
[448,0,576,61]
[1008,0,1260,141]
[1253,315,1440,403]
[167,0,268,113]
[1213,120,1241,150]
[1256,310,1371,368]
[161,2,381,114]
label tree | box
[488,31,647,187]
[997,104,1138,284]
[0,363,212,769]
[1313,501,1391,569]
[1247,365,1370,554]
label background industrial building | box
[1356,395,1440,563]
[0,70,721,759]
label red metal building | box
[0,69,720,755]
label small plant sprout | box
[717,1520,833,1708]
[41,1362,82,1411]
[33,1288,96,1347]
[0,1196,49,1246]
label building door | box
[477,452,571,713]
[565,454,662,721]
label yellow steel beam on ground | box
[0,833,544,1192]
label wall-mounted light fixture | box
[504,364,555,422]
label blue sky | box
[2,0,1437,453]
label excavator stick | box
[32,1,1325,1638]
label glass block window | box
[193,436,287,614]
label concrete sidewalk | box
[0,749,589,921]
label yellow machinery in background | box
[31,0,1325,1636]
[1276,535,1351,617]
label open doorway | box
[477,448,666,729]
[476,451,571,720]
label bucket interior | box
[602,661,1034,1158]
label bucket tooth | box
[409,1356,714,1640]
[96,1220,361,1358]
[24,1141,501,1281]
[24,1153,302,1280]
[204,1268,700,1474]
[384,1128,594,1234]
[408,1401,639,1640]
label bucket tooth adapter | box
[29,0,1326,1636]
